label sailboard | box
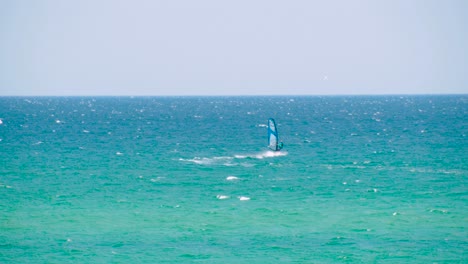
[267,118,283,151]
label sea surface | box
[0,96,467,263]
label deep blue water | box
[0,96,467,263]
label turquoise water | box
[1,96,467,263]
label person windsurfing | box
[277,142,284,151]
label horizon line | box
[0,93,466,97]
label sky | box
[0,0,467,96]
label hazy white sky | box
[1,0,467,95]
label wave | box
[179,150,287,166]
[235,150,288,159]
[179,156,234,165]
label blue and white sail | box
[267,118,281,151]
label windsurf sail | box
[268,118,281,151]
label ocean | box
[0,96,467,263]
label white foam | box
[150,176,165,182]
[254,150,288,159]
[116,152,123,155]
[234,151,287,159]
[429,209,448,214]
[239,196,250,201]
[0,119,3,125]
[180,151,286,167]
[180,156,234,165]
[226,176,239,181]
[216,195,229,200]
[181,157,212,165]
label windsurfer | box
[277,142,284,151]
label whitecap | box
[239,196,250,201]
[116,152,123,155]
[254,150,288,159]
[0,119,3,125]
[226,176,239,181]
[429,209,448,214]
[216,195,229,200]
[151,176,165,182]
[180,156,234,165]
[182,157,212,165]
